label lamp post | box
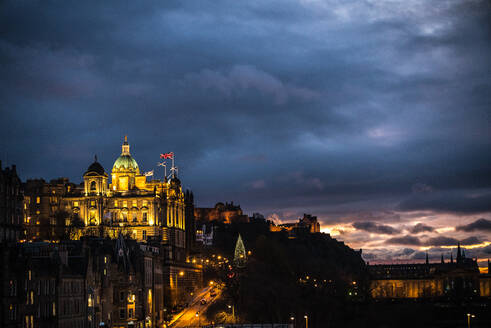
[195,311,200,327]
[228,304,235,323]
[467,313,475,328]
[290,316,295,328]
[304,315,308,328]
[175,271,184,306]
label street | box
[169,285,223,328]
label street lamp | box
[290,316,295,328]
[467,313,476,328]
[228,304,235,323]
[176,271,184,306]
[195,311,200,326]
[304,315,308,328]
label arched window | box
[90,181,96,192]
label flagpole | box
[172,154,175,178]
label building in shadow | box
[0,162,24,243]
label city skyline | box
[1,0,490,265]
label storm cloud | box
[456,218,491,232]
[1,0,491,263]
[352,221,400,235]
[408,223,434,234]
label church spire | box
[450,252,453,263]
[441,254,444,264]
[425,252,429,265]
[457,242,462,264]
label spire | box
[441,254,444,264]
[425,252,429,265]
[121,136,130,155]
[488,259,490,274]
[94,154,98,162]
[115,233,130,272]
[457,242,462,264]
[450,252,453,263]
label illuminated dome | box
[113,155,139,171]
[112,136,139,172]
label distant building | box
[0,162,24,243]
[196,224,214,246]
[194,202,249,224]
[480,259,491,298]
[368,245,488,299]
[270,214,321,237]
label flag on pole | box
[144,170,154,177]
[160,152,174,159]
[157,162,167,167]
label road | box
[169,285,222,328]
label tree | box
[233,234,247,268]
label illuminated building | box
[270,214,321,237]
[22,137,202,312]
[194,201,249,224]
[368,245,487,299]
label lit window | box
[132,200,137,207]
[123,201,127,207]
[73,201,79,207]
[36,197,40,204]
[114,200,118,207]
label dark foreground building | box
[1,236,187,328]
[0,162,24,243]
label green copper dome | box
[112,136,139,172]
[113,154,139,171]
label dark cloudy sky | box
[1,0,490,265]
